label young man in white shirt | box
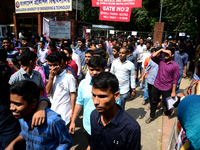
[46,52,76,125]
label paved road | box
[70,75,192,150]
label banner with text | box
[99,6,131,22]
[92,0,142,8]
[49,21,71,39]
[15,0,72,13]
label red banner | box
[99,6,131,22]
[92,0,142,8]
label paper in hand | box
[166,96,178,110]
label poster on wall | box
[15,0,72,13]
[43,17,56,39]
[83,26,89,39]
[49,21,71,39]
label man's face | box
[92,86,119,113]
[98,44,102,48]
[140,39,144,45]
[77,41,83,48]
[10,94,34,119]
[72,41,75,45]
[39,42,43,48]
[179,46,185,53]
[164,50,172,60]
[112,48,118,57]
[48,61,61,75]
[85,53,92,64]
[21,40,28,47]
[123,42,127,47]
[112,40,117,46]
[119,48,127,60]
[88,67,104,78]
[2,40,10,50]
[146,43,150,49]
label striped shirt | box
[110,58,136,94]
[9,68,45,88]
[6,49,19,61]
[19,108,72,150]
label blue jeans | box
[176,73,183,94]
[137,62,143,77]
[144,78,148,100]
[119,92,129,110]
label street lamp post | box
[159,0,163,22]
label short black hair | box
[35,35,40,40]
[98,46,106,52]
[63,46,72,55]
[39,41,45,45]
[166,47,175,55]
[20,51,37,66]
[49,42,57,50]
[22,37,28,42]
[179,42,186,48]
[112,46,120,52]
[111,38,117,42]
[77,37,85,44]
[2,37,10,42]
[88,56,105,69]
[126,44,133,52]
[85,50,94,56]
[93,50,106,59]
[0,48,7,62]
[0,63,11,85]
[116,42,122,47]
[19,47,30,53]
[146,40,152,45]
[120,47,128,53]
[151,48,156,53]
[46,51,61,64]
[92,72,119,94]
[58,51,67,62]
[10,80,40,104]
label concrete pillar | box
[13,13,18,39]
[38,12,43,37]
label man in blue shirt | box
[90,72,141,150]
[174,42,188,93]
[7,80,72,150]
[74,37,90,67]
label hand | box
[137,58,140,61]
[31,107,45,129]
[171,92,176,98]
[183,73,186,78]
[8,59,14,66]
[130,91,136,99]
[69,122,75,134]
[139,78,143,83]
[49,66,59,78]
[42,61,46,64]
[177,93,185,99]
[67,70,72,75]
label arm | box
[130,65,136,99]
[8,59,19,71]
[183,54,188,78]
[69,92,76,122]
[54,120,72,150]
[127,126,141,150]
[183,66,187,78]
[31,97,51,129]
[139,65,147,83]
[69,104,83,134]
[171,84,176,98]
[5,135,25,150]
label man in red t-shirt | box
[63,46,78,76]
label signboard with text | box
[92,0,142,8]
[99,6,131,22]
[15,0,72,13]
[49,21,71,39]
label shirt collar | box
[57,70,66,77]
[96,105,123,127]
[20,68,35,78]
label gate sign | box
[49,21,71,39]
[99,6,131,22]
[92,0,142,8]
[15,0,72,13]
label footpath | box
[70,76,192,150]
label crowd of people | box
[0,33,200,150]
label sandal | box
[142,100,147,105]
[146,106,151,110]
[145,117,154,124]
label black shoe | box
[145,117,154,124]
